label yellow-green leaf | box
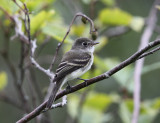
[153,98,160,109]
[71,24,86,37]
[99,8,132,26]
[104,58,134,92]
[94,36,108,52]
[24,0,54,12]
[130,16,144,32]
[30,10,55,34]
[0,72,7,90]
[101,0,115,6]
[84,92,112,112]
[0,0,19,14]
[42,23,73,43]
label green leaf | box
[153,98,160,109]
[67,92,117,123]
[30,10,55,34]
[67,94,79,118]
[42,22,73,43]
[94,36,108,52]
[71,24,91,37]
[0,72,7,90]
[95,57,134,92]
[99,8,132,26]
[83,92,112,112]
[71,24,86,37]
[155,5,160,10]
[129,16,144,32]
[25,0,54,12]
[119,99,159,123]
[94,55,108,72]
[104,58,134,92]
[101,0,115,6]
[119,101,131,123]
[80,108,113,123]
[142,62,160,75]
[0,0,19,14]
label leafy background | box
[0,0,160,123]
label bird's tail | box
[46,81,61,108]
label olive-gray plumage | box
[46,38,99,108]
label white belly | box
[61,54,94,88]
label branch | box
[132,0,159,123]
[138,46,160,59]
[17,39,160,123]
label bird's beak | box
[92,42,99,45]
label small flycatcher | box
[47,37,99,108]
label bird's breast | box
[67,54,93,81]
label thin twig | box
[23,4,31,43]
[20,5,55,78]
[17,39,160,123]
[138,46,160,59]
[19,42,25,85]
[132,0,159,123]
[10,15,29,44]
[12,0,26,13]
[1,30,30,113]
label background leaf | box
[99,8,132,26]
[0,72,7,90]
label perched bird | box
[46,37,99,108]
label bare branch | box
[17,39,160,123]
[10,15,29,44]
[138,46,160,59]
[19,42,25,86]
[132,0,159,123]
[30,39,55,78]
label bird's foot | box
[66,82,72,92]
[77,78,88,86]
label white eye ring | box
[82,42,88,46]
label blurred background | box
[0,0,160,123]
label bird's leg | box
[66,81,71,91]
[77,78,88,86]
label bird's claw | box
[77,78,88,86]
[66,82,71,92]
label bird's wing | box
[53,51,91,82]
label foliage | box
[0,72,7,90]
[67,92,117,123]
[0,0,160,123]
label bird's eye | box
[82,42,88,46]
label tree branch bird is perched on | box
[46,37,99,108]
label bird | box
[46,37,99,108]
